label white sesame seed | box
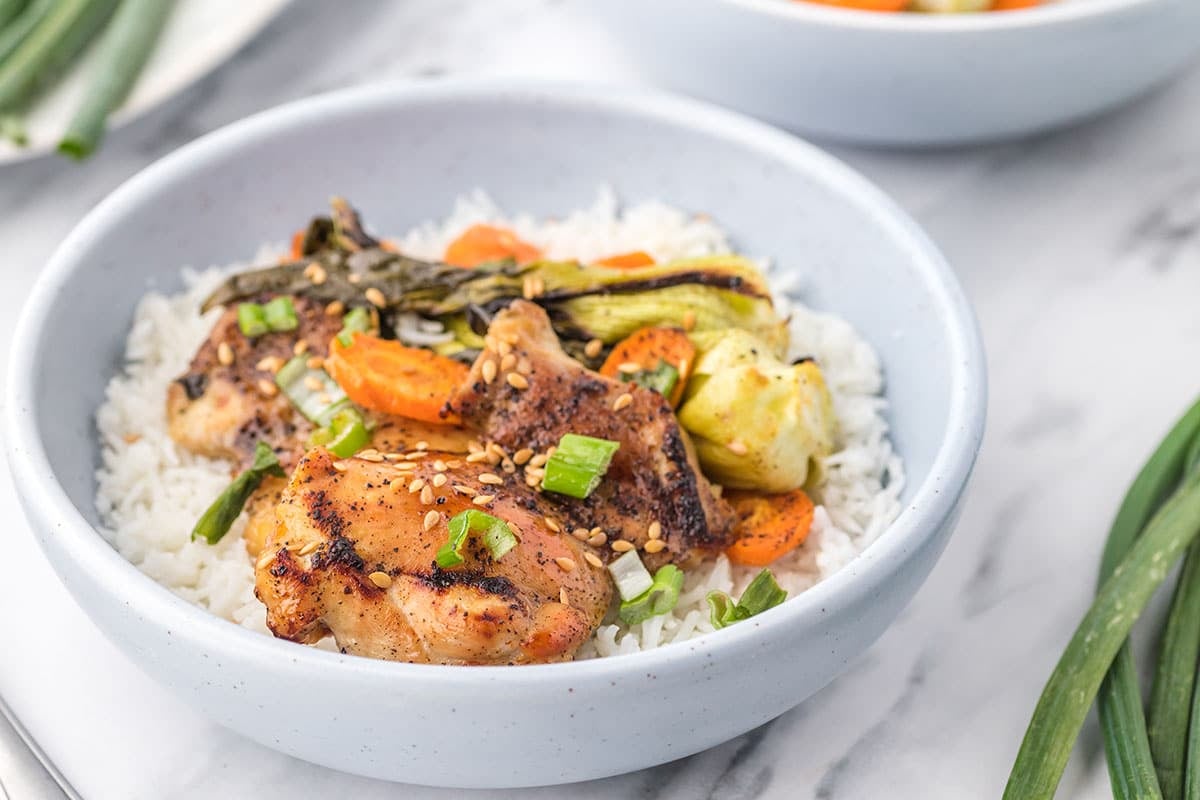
[478,473,504,486]
[257,379,278,398]
[513,448,534,465]
[415,440,429,451]
[358,452,384,463]
[423,510,440,531]
[506,372,529,390]
[613,393,633,411]
[365,287,387,308]
[500,353,516,372]
[466,451,490,463]
[420,485,434,504]
[529,453,549,468]
[584,338,603,358]
[217,342,234,366]
[432,473,448,488]
[516,357,532,375]
[618,361,642,374]
[648,521,662,540]
[611,540,635,553]
[583,552,604,569]
[324,300,345,317]
[293,339,310,356]
[408,478,426,494]
[587,532,607,547]
[554,557,577,572]
[368,571,392,589]
[644,539,666,554]
[482,359,498,384]
[544,517,560,532]
[256,355,285,373]
[304,262,327,285]
[306,356,325,370]
[453,484,477,497]
[433,460,448,472]
[299,541,320,555]
[472,494,496,505]
[572,528,590,541]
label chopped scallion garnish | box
[607,549,654,601]
[337,306,372,347]
[262,296,299,332]
[309,408,370,458]
[237,302,269,337]
[707,569,787,629]
[619,564,684,625]
[192,441,285,544]
[275,355,352,428]
[437,510,519,568]
[619,360,679,398]
[542,433,620,499]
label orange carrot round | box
[595,251,655,269]
[444,224,542,268]
[798,0,909,11]
[327,333,468,424]
[724,488,815,566]
[599,326,696,407]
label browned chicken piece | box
[167,295,342,471]
[256,448,611,664]
[450,301,735,566]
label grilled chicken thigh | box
[450,301,735,566]
[256,448,611,664]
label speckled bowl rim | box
[5,79,987,685]
[724,0,1159,31]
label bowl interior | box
[27,83,974,606]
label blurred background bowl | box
[593,0,1200,146]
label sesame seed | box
[390,478,406,491]
[544,517,560,532]
[481,359,498,384]
[257,379,278,397]
[525,474,541,487]
[415,440,429,451]
[513,448,534,465]
[293,339,310,356]
[255,552,274,570]
[584,338,603,358]
[529,453,549,468]
[432,473,448,488]
[506,372,529,390]
[682,310,697,331]
[365,287,387,308]
[559,587,570,605]
[644,539,667,554]
[516,357,532,375]
[485,451,503,466]
[347,273,362,284]
[393,461,417,471]
[404,451,426,461]
[433,460,448,472]
[466,452,490,463]
[304,262,327,285]
[304,375,324,391]
[472,494,496,505]
[727,439,749,456]
[306,356,325,370]
[500,458,516,474]
[324,300,345,317]
[502,332,520,346]
[420,485,434,504]
[618,361,641,374]
[408,478,426,494]
[384,452,403,461]
[445,460,463,469]
[611,540,635,553]
[468,440,484,453]
[590,526,603,536]
[217,342,234,365]
[256,355,285,373]
[478,472,504,486]
[332,461,348,472]
[587,532,607,547]
[487,442,508,458]
[497,340,513,357]
[583,552,604,569]
[483,335,498,352]
[524,467,546,480]
[299,541,320,555]
[572,528,590,541]
[500,353,516,372]
[368,571,392,589]
[648,521,662,540]
[613,393,633,412]
[554,557,577,572]
[423,510,440,531]
[453,484,477,497]
[358,452,384,463]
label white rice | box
[94,191,904,657]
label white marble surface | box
[2,1,1199,797]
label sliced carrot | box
[596,251,655,269]
[289,229,306,260]
[444,224,542,268]
[326,333,468,424]
[599,326,695,407]
[992,0,1040,8]
[724,488,815,567]
[798,0,909,10]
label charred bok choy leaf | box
[192,441,285,544]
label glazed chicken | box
[450,301,735,567]
[255,448,611,664]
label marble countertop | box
[3,1,1200,797]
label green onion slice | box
[707,569,788,629]
[192,441,286,544]
[263,296,299,332]
[275,355,352,428]
[542,433,620,499]
[437,510,519,568]
[309,408,370,459]
[337,307,372,347]
[619,564,685,625]
[619,360,679,398]
[237,302,269,338]
[607,549,654,601]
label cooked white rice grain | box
[95,193,904,656]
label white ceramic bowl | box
[593,0,1200,146]
[5,81,986,787]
